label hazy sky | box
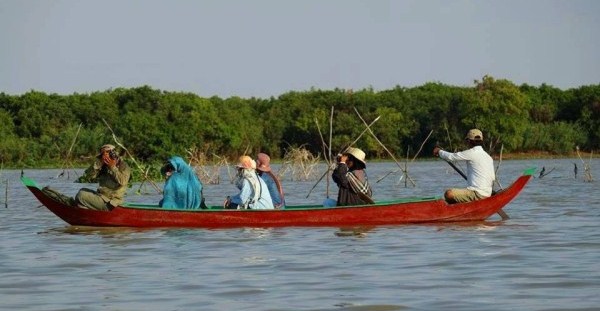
[1,0,598,98]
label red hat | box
[256,153,272,172]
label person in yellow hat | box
[433,129,495,203]
[223,155,274,209]
[74,144,131,210]
[332,147,374,206]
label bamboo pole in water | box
[327,106,334,198]
[576,146,594,182]
[4,179,7,209]
[495,144,504,189]
[314,117,332,198]
[1,163,6,208]
[57,123,82,179]
[377,129,433,184]
[305,115,381,199]
[353,107,416,186]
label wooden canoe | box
[22,168,534,228]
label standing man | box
[433,129,495,204]
[75,144,131,210]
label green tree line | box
[1,76,598,167]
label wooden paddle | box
[442,158,510,220]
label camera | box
[108,149,118,160]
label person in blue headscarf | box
[159,156,205,209]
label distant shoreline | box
[1,151,597,170]
[492,151,597,160]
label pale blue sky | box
[1,0,598,98]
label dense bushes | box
[0,76,597,167]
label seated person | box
[159,156,205,209]
[223,155,274,210]
[255,153,285,209]
[332,147,373,206]
[433,128,495,203]
[75,144,131,211]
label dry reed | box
[186,147,230,184]
[278,146,321,181]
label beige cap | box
[465,129,483,141]
[100,144,115,151]
[98,144,116,156]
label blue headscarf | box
[159,156,203,209]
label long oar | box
[442,158,509,220]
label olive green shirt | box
[83,159,131,206]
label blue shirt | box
[259,172,284,208]
[231,172,275,210]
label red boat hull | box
[22,171,532,228]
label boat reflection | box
[335,226,375,237]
